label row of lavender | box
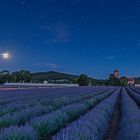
[0,86,111,107]
[0,87,109,117]
[1,86,140,140]
[116,88,140,140]
[126,87,140,103]
[53,88,120,140]
[0,88,113,129]
[53,87,140,140]
[131,87,140,94]
[0,87,116,140]
[0,87,100,105]
[0,89,112,122]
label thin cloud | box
[39,23,71,44]
[32,63,41,66]
[44,63,57,68]
[32,62,58,69]
[106,56,115,60]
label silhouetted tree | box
[0,70,13,84]
[108,73,119,86]
[77,74,89,86]
[119,76,128,86]
[12,70,31,82]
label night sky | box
[0,0,140,78]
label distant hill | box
[31,71,107,85]
[0,69,107,85]
[31,71,79,83]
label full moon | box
[1,52,10,59]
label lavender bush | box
[31,89,116,139]
[0,125,37,140]
[0,86,116,139]
[126,87,140,104]
[116,88,140,140]
[31,110,70,139]
[52,89,119,140]
[0,88,112,129]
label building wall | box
[114,71,119,78]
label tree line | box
[77,73,129,86]
[0,70,134,86]
[0,70,31,84]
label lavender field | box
[0,86,140,140]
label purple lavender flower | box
[0,125,37,140]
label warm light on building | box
[128,78,135,86]
[113,69,119,78]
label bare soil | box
[104,93,121,140]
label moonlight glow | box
[1,52,10,59]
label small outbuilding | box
[128,78,135,86]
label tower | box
[113,69,119,78]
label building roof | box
[128,78,134,81]
[114,69,119,72]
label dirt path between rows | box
[104,93,121,140]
